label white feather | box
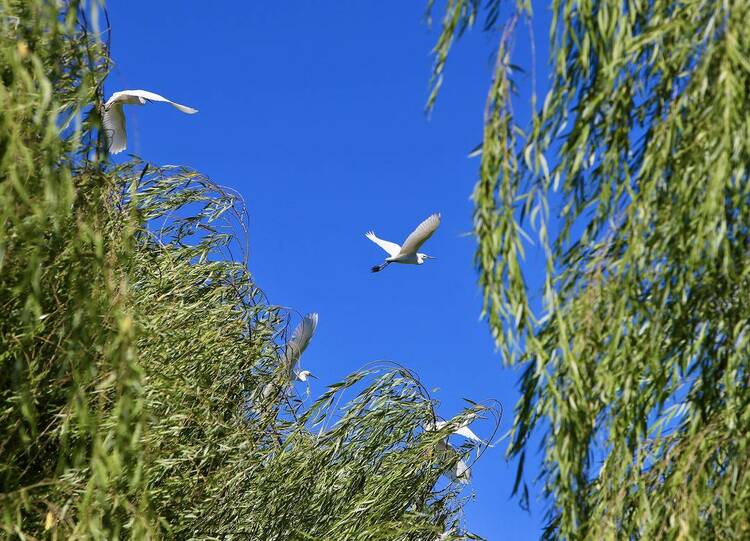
[433,420,488,446]
[102,104,127,154]
[399,213,441,255]
[365,213,441,271]
[102,89,198,154]
[365,231,401,257]
[285,313,318,379]
[436,440,471,484]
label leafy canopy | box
[429,0,750,538]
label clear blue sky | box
[106,2,551,538]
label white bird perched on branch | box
[366,213,440,273]
[102,89,198,154]
[285,312,318,382]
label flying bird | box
[427,417,489,485]
[285,312,319,382]
[102,89,198,154]
[294,370,314,382]
[431,420,490,447]
[366,213,440,273]
[436,440,471,484]
[252,313,318,413]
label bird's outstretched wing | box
[102,104,127,154]
[399,213,441,255]
[103,89,197,154]
[453,425,486,445]
[365,231,401,257]
[108,89,198,114]
[434,420,486,445]
[285,312,318,369]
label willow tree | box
[0,3,496,539]
[430,0,750,538]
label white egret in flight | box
[428,416,489,485]
[430,419,490,447]
[285,312,318,382]
[366,213,440,273]
[102,89,198,154]
[436,440,471,484]
[252,312,318,413]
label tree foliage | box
[0,3,496,539]
[429,0,750,538]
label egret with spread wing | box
[102,89,198,154]
[285,312,318,382]
[366,213,440,273]
[431,419,490,447]
[252,313,318,413]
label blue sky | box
[106,2,551,538]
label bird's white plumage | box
[436,528,456,541]
[399,213,441,255]
[285,313,318,379]
[105,89,198,113]
[251,381,280,414]
[453,425,484,444]
[102,104,127,154]
[433,420,487,446]
[102,89,198,154]
[365,231,401,257]
[366,213,441,271]
[295,370,314,382]
[436,440,471,484]
[253,313,318,411]
[261,382,277,400]
[453,457,471,484]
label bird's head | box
[296,370,316,382]
[417,253,435,264]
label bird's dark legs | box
[371,261,391,273]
